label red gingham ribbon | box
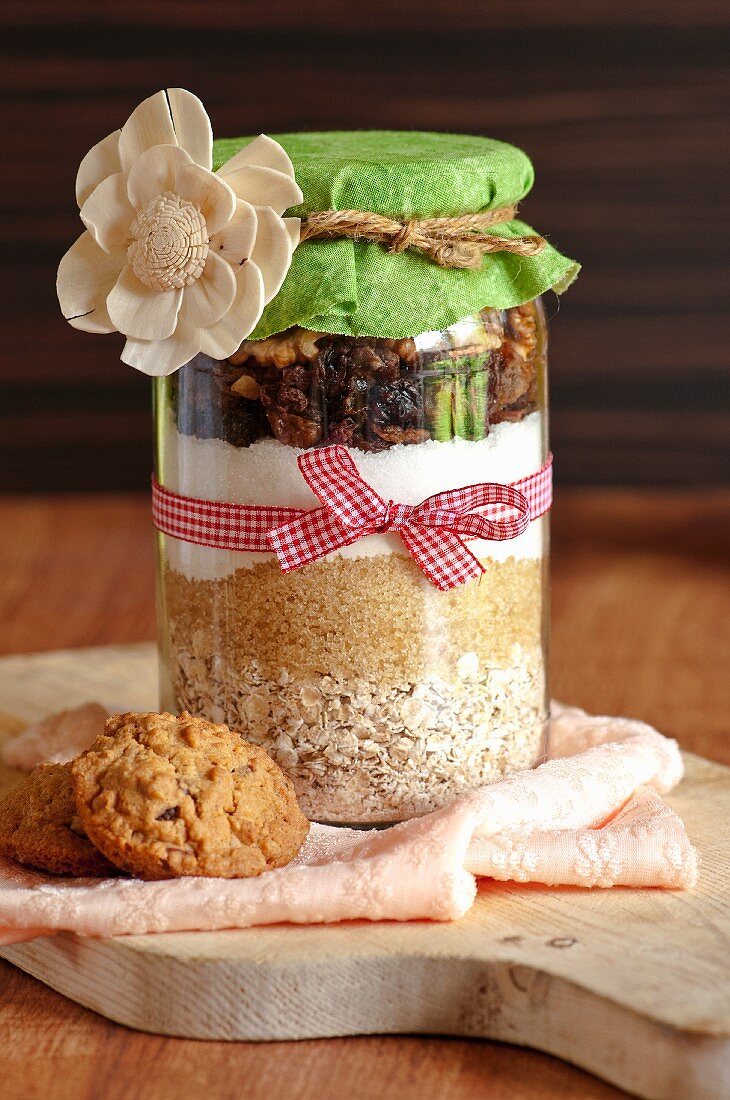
[152,448,553,592]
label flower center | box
[128,192,209,292]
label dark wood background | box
[2,0,728,491]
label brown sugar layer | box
[160,553,547,822]
[161,552,543,683]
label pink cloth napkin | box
[0,703,698,945]
[1,702,108,770]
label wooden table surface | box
[0,489,728,1100]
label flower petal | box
[175,162,236,237]
[217,164,302,215]
[217,134,296,180]
[179,250,237,329]
[166,88,213,170]
[80,172,134,253]
[284,216,301,250]
[127,144,193,209]
[251,206,294,303]
[57,231,123,333]
[121,323,202,376]
[209,199,258,266]
[107,264,182,340]
[118,90,178,173]
[199,261,265,360]
[76,130,122,208]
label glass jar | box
[154,300,549,824]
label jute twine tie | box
[299,204,546,269]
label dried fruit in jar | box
[169,355,272,448]
[168,306,543,451]
[490,304,542,424]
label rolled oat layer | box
[159,549,547,822]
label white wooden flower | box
[57,89,302,375]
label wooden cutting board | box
[0,644,727,1100]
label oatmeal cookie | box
[0,762,115,876]
[71,712,310,880]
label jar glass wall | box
[154,301,549,824]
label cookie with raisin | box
[72,712,310,880]
[0,762,115,876]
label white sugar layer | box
[159,411,547,579]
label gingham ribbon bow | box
[268,446,535,590]
[152,447,552,592]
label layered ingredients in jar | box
[155,302,549,823]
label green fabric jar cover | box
[213,130,579,342]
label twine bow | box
[299,205,546,269]
[267,446,531,590]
